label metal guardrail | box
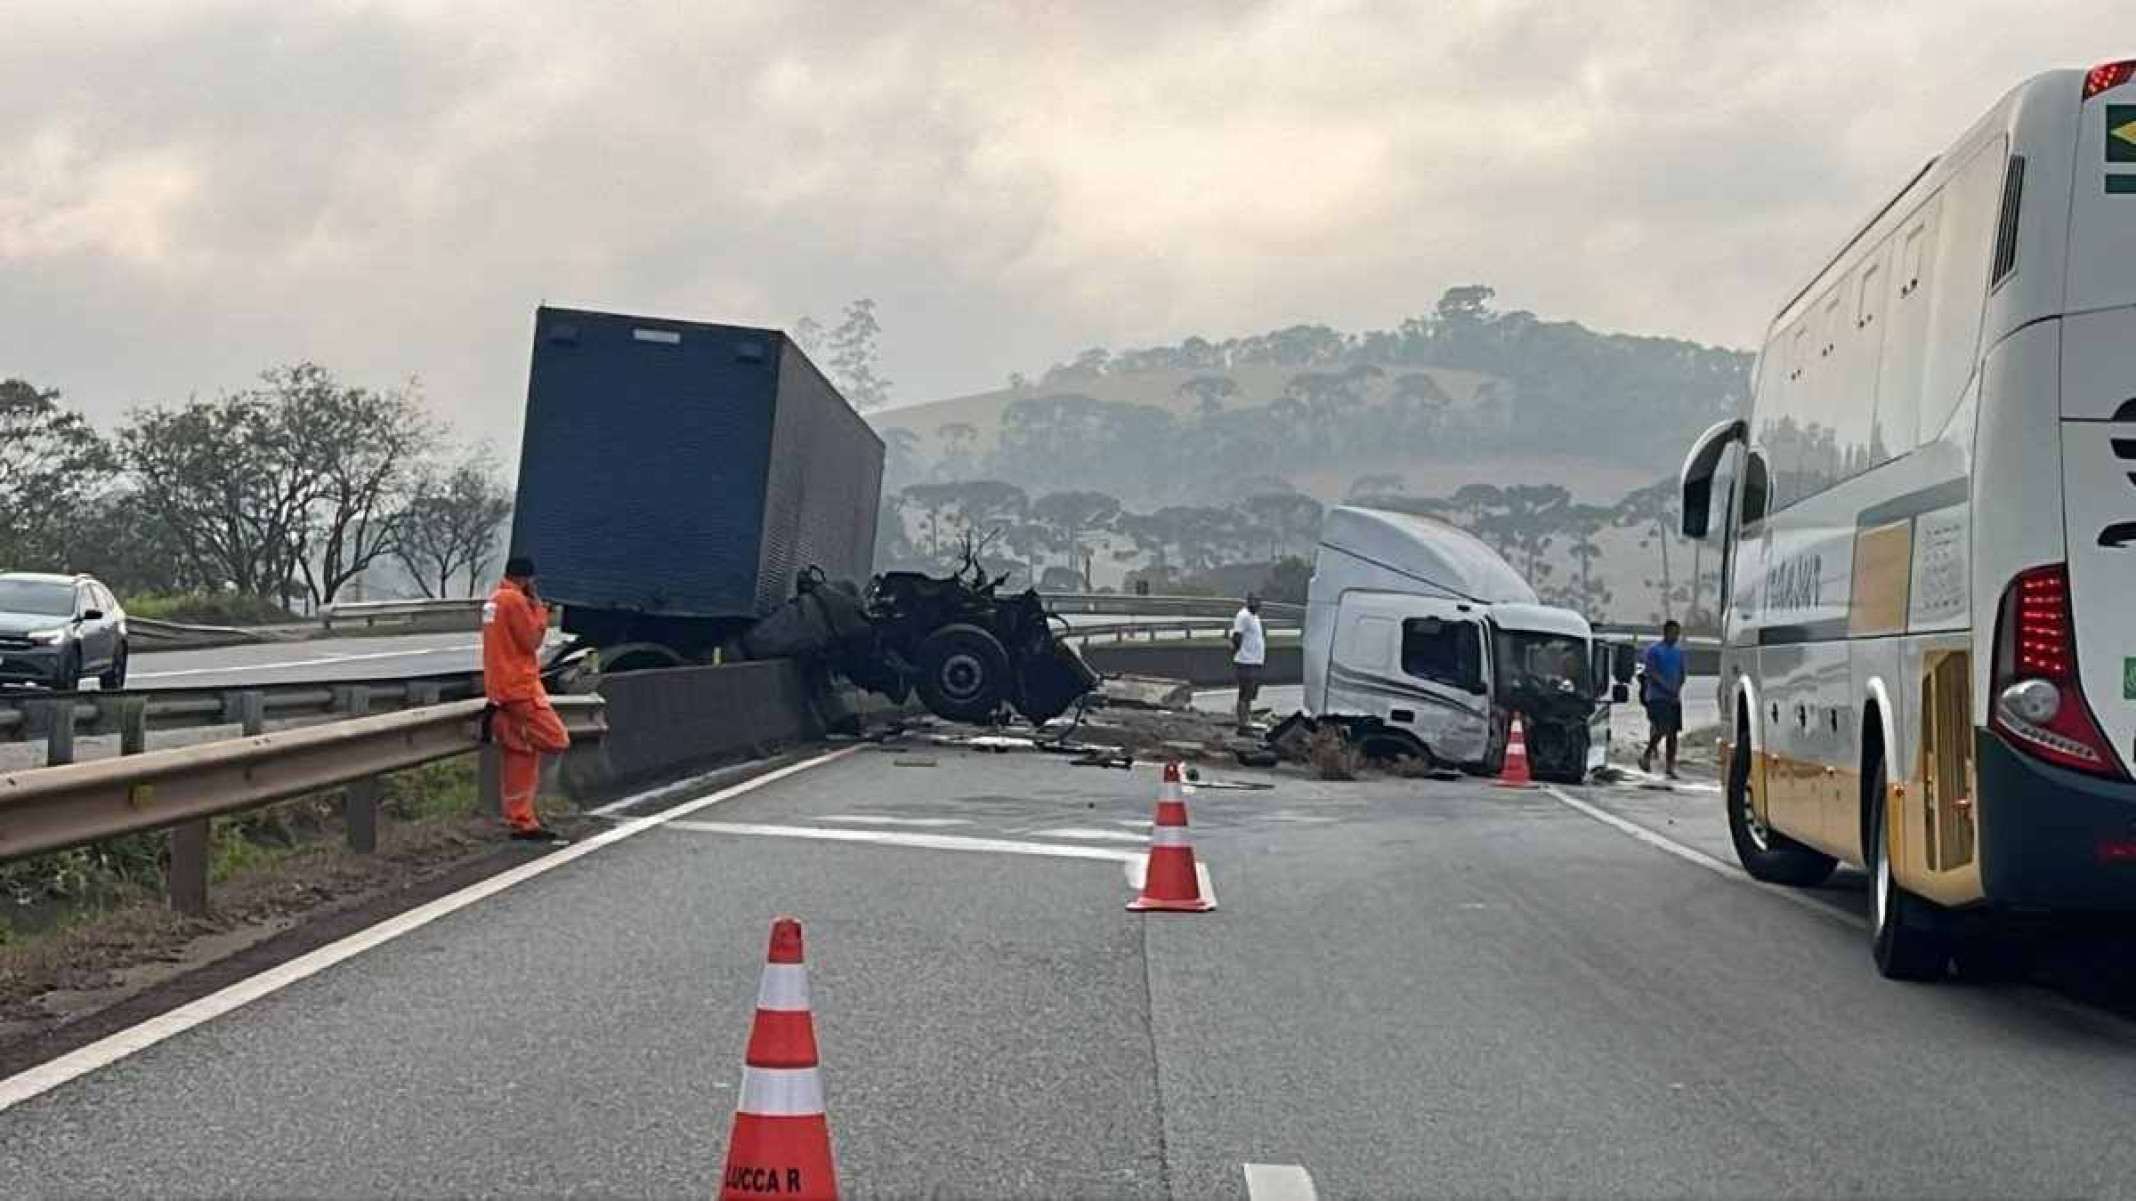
[320,597,486,630]
[1062,619,1303,646]
[1041,592,1307,622]
[0,671,485,746]
[0,692,605,915]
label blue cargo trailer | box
[509,306,884,663]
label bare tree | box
[394,453,514,597]
[270,364,433,606]
[120,392,314,602]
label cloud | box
[0,0,2123,446]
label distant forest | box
[877,285,1753,506]
[870,287,1751,625]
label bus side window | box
[1875,201,1937,454]
[1917,138,2007,447]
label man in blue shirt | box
[1639,620,1687,779]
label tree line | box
[1,368,513,610]
[882,285,1753,508]
[876,472,1719,628]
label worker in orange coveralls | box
[484,555,569,843]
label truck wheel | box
[1725,718,1837,886]
[915,624,1009,723]
[1869,755,1949,981]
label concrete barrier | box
[566,661,822,796]
[1081,641,1303,688]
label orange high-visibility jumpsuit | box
[483,580,569,832]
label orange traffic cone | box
[1495,714,1535,789]
[1128,762,1216,912]
[719,917,839,1201]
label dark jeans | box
[1235,662,1263,730]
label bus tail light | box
[2085,60,2136,100]
[1990,564,2126,778]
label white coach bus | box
[1679,60,2136,980]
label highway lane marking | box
[1244,1163,1320,1200]
[1027,826,1150,842]
[664,820,1145,864]
[0,745,865,1116]
[1541,786,1867,930]
[129,644,478,681]
[815,814,974,828]
[1609,765,1724,795]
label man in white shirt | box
[1228,593,1266,735]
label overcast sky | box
[3,0,2128,449]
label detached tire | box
[1725,719,1837,886]
[1869,755,1949,982]
[915,624,1010,724]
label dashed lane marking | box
[0,746,866,1116]
[1540,786,1866,930]
[664,820,1144,864]
[1244,1163,1320,1200]
[1026,826,1150,843]
[814,814,974,828]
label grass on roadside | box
[0,756,487,949]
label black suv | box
[0,573,129,691]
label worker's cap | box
[505,554,537,578]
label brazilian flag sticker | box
[2110,105,2136,163]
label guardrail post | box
[338,686,378,854]
[238,690,265,737]
[42,699,76,767]
[408,680,442,709]
[117,696,148,756]
[169,820,209,917]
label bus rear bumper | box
[1978,730,2136,911]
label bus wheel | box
[1869,756,1949,981]
[1725,721,1836,886]
[1951,932,2032,984]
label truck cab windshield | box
[1494,630,1592,700]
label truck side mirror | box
[1611,643,1637,685]
[1611,682,1630,704]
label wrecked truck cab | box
[742,558,1098,727]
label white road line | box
[814,814,973,828]
[0,745,865,1116]
[1244,1163,1320,1201]
[1027,826,1150,843]
[1540,786,1866,929]
[664,820,1144,864]
[129,644,477,681]
[1610,764,1723,795]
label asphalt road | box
[126,631,489,690]
[8,746,2136,1198]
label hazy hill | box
[871,285,1750,510]
[865,286,1752,625]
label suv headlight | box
[25,628,65,646]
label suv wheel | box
[52,648,81,693]
[99,641,129,690]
